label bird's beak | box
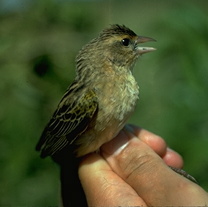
[136,36,156,55]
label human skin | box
[79,125,208,206]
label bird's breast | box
[95,72,139,124]
[75,72,139,156]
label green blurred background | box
[0,0,208,205]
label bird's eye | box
[121,38,130,46]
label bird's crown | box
[99,24,137,39]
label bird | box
[36,24,156,159]
[36,25,197,207]
[35,25,156,207]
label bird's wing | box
[36,84,98,158]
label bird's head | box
[76,24,156,78]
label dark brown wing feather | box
[36,84,98,158]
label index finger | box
[79,153,147,206]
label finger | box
[101,134,208,206]
[78,153,147,206]
[124,124,167,156]
[163,148,183,168]
[124,125,183,168]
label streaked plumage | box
[36,24,156,158]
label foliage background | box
[0,0,207,205]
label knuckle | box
[118,146,158,181]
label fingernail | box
[101,130,131,156]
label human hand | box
[79,125,208,206]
